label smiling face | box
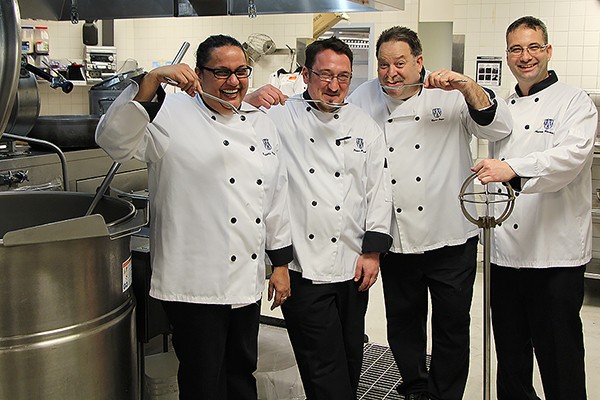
[377,40,423,100]
[302,48,352,112]
[196,45,249,114]
[506,25,552,95]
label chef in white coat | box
[347,26,512,400]
[245,37,393,400]
[473,16,597,400]
[95,35,293,400]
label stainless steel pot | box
[28,114,100,149]
[0,191,146,400]
[89,68,144,115]
[0,0,21,138]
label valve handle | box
[458,172,516,228]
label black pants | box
[161,301,260,400]
[281,270,368,400]
[491,264,587,400]
[380,237,477,400]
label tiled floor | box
[259,253,600,399]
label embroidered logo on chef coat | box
[431,107,444,121]
[543,118,555,132]
[536,118,556,134]
[353,137,366,153]
[262,138,272,150]
[262,138,276,156]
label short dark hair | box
[506,16,549,44]
[304,37,353,70]
[376,26,422,58]
[195,34,247,69]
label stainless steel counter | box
[0,146,147,193]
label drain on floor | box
[358,343,431,400]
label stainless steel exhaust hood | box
[18,0,404,20]
[17,0,175,20]
[221,0,404,16]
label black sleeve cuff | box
[266,244,294,266]
[467,87,497,126]
[507,176,522,192]
[131,73,166,122]
[362,231,393,254]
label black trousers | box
[161,301,260,400]
[491,264,587,400]
[281,270,368,400]
[380,237,478,400]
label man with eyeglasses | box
[246,37,393,400]
[346,26,513,400]
[472,16,597,400]
[96,34,293,400]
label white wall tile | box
[523,2,541,17]
[552,16,570,31]
[554,1,572,16]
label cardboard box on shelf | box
[312,12,349,39]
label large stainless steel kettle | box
[4,69,40,135]
[0,191,147,400]
[0,0,21,137]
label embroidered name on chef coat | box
[431,107,445,122]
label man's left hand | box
[354,252,380,292]
[268,265,291,310]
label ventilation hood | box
[18,0,404,20]
[212,0,405,16]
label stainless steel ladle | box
[284,97,348,108]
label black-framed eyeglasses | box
[201,66,252,79]
[308,68,352,84]
[506,44,549,57]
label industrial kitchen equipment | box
[0,191,147,400]
[0,2,148,398]
[85,45,117,81]
[459,174,515,400]
[0,0,20,137]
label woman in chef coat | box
[95,34,293,400]
[246,37,393,400]
[473,16,597,400]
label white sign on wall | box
[476,56,502,87]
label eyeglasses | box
[201,66,252,79]
[308,68,352,84]
[506,44,549,57]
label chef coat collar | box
[302,90,342,114]
[515,70,558,97]
[195,93,256,119]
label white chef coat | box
[348,78,512,253]
[96,81,292,305]
[264,96,393,282]
[489,71,598,268]
[268,71,306,96]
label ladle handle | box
[85,162,121,216]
